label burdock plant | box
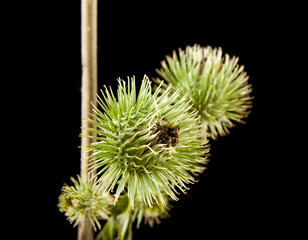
[59,76,209,239]
[59,49,253,239]
[155,44,253,139]
[87,76,208,208]
[59,2,253,239]
[58,176,113,231]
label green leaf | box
[97,217,118,240]
[123,214,133,240]
[96,212,134,240]
[111,195,130,216]
[117,212,131,239]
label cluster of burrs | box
[59,44,253,238]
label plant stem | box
[79,0,98,239]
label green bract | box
[58,176,113,231]
[155,44,253,139]
[86,75,208,208]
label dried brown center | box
[150,118,180,148]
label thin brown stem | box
[79,0,98,239]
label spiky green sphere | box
[58,176,113,231]
[86,75,208,208]
[155,44,253,139]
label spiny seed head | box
[155,44,253,139]
[86,75,209,208]
[134,195,171,228]
[58,176,113,231]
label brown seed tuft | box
[150,118,180,148]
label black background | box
[3,1,307,239]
